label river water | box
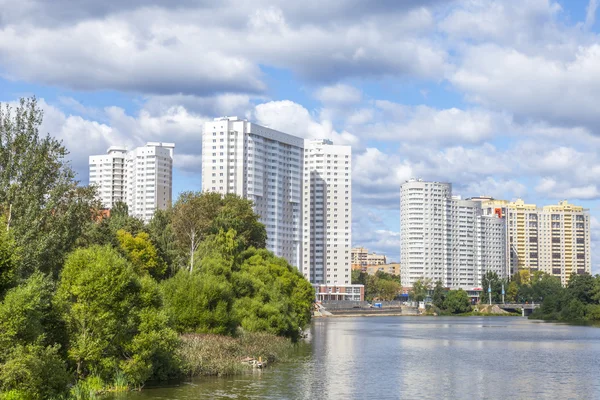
[117,317,600,399]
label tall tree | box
[0,97,96,278]
[172,191,221,272]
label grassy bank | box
[179,331,297,377]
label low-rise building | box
[314,284,364,301]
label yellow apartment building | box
[481,199,591,285]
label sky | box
[1,0,600,273]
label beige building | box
[481,199,591,285]
[351,247,387,266]
[351,263,401,276]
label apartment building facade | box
[202,117,304,267]
[351,247,387,266]
[400,179,507,289]
[202,118,352,286]
[89,142,174,222]
[302,139,352,285]
[481,199,591,285]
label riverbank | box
[179,331,298,377]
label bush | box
[0,344,70,400]
[443,289,471,314]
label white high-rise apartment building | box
[302,139,352,285]
[400,179,507,289]
[125,143,174,222]
[202,117,304,267]
[202,118,352,286]
[89,142,174,223]
[89,146,127,209]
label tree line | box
[0,98,314,399]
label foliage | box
[0,272,54,351]
[55,246,179,385]
[0,222,19,298]
[530,273,600,322]
[443,289,471,314]
[0,97,97,278]
[432,280,446,309]
[148,209,180,276]
[409,278,432,303]
[161,269,236,335]
[0,344,70,400]
[351,270,400,301]
[172,192,266,272]
[117,229,167,279]
[232,247,313,341]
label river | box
[115,316,600,399]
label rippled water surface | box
[115,317,600,399]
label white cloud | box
[314,84,362,106]
[254,100,359,146]
[585,0,599,31]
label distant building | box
[364,263,401,276]
[481,199,591,285]
[314,284,364,301]
[351,247,387,266]
[400,179,507,289]
[89,142,174,223]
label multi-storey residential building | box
[302,139,352,285]
[351,247,387,266]
[202,119,353,287]
[481,199,591,285]
[89,142,174,223]
[367,253,387,265]
[400,179,507,289]
[89,146,127,209]
[202,117,304,267]
[352,263,401,276]
[125,142,174,223]
[351,247,368,266]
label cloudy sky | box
[1,0,600,272]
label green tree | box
[117,229,167,279]
[0,97,97,278]
[0,272,54,351]
[161,269,236,335]
[376,279,401,301]
[0,344,70,400]
[0,273,69,399]
[172,191,221,272]
[432,280,446,309]
[148,208,180,275]
[409,278,431,303]
[0,222,19,298]
[443,289,471,314]
[55,246,179,384]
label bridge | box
[498,303,540,316]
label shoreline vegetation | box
[0,98,314,400]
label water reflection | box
[115,317,600,399]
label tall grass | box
[179,331,295,377]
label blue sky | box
[1,0,600,272]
